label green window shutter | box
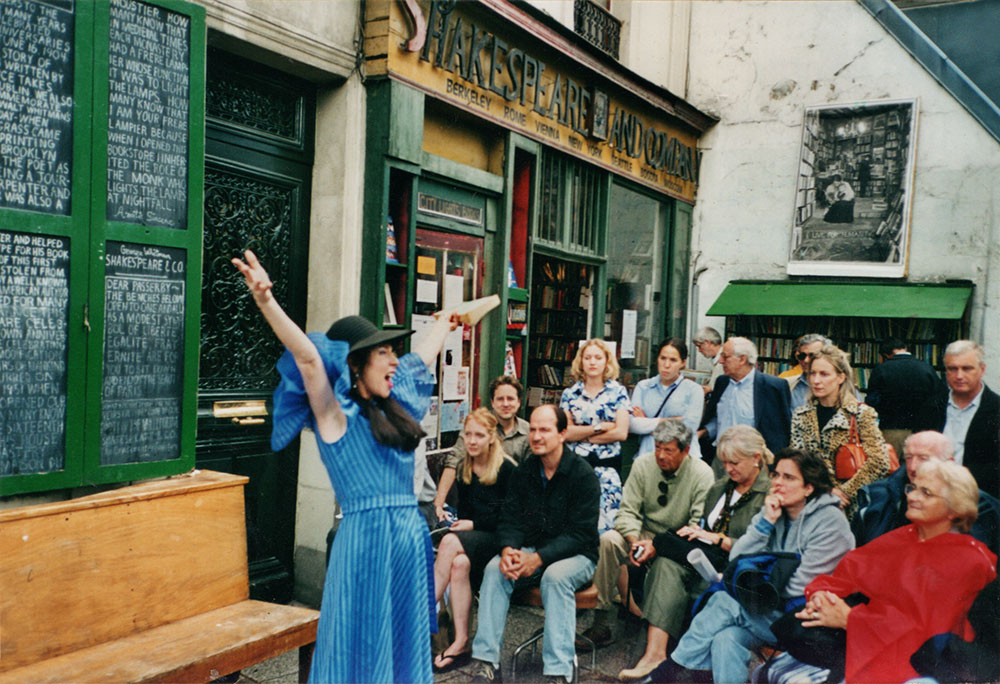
[1,0,205,496]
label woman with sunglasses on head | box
[561,338,631,533]
[790,344,889,512]
[232,250,458,684]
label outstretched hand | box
[231,250,273,305]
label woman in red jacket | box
[795,459,996,684]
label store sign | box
[390,0,700,202]
[418,192,483,226]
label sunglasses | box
[657,476,670,506]
[796,351,818,361]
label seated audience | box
[630,338,704,460]
[469,404,600,684]
[561,338,631,534]
[583,420,714,680]
[432,409,517,672]
[771,460,996,684]
[790,344,889,512]
[646,448,854,684]
[615,425,771,681]
[434,376,530,521]
[853,430,1000,554]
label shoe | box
[618,659,664,682]
[578,623,615,649]
[433,648,472,673]
[543,675,570,684]
[469,659,502,683]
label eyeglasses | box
[657,477,670,506]
[904,484,944,499]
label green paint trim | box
[420,152,505,194]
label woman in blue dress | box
[232,250,458,684]
[560,338,631,534]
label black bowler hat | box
[325,315,413,354]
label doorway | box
[195,48,316,602]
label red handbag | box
[834,413,866,480]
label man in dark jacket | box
[853,431,999,554]
[470,404,600,684]
[865,338,942,457]
[699,337,792,458]
[915,340,1000,497]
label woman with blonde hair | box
[560,338,631,533]
[431,408,516,672]
[790,344,889,511]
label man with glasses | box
[699,337,792,458]
[852,430,999,553]
[693,327,724,395]
[581,420,713,661]
[785,333,832,409]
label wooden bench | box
[0,470,320,683]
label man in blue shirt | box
[699,337,792,461]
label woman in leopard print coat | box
[790,345,889,513]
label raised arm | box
[412,311,460,367]
[231,250,345,441]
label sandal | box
[433,648,472,673]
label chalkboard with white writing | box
[106,0,189,230]
[101,241,185,465]
[0,230,70,476]
[0,0,75,216]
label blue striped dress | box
[272,333,435,684]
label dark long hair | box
[348,347,425,451]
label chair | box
[510,583,599,683]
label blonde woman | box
[432,408,516,673]
[560,338,631,533]
[790,344,889,510]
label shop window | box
[605,183,668,388]
[537,150,602,255]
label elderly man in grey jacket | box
[582,420,713,677]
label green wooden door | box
[195,49,315,602]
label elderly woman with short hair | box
[769,459,997,684]
[616,425,774,681]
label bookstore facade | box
[360,0,714,460]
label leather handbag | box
[834,413,866,480]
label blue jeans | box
[472,548,596,678]
[671,590,781,684]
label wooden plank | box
[0,470,248,523]
[0,601,319,684]
[0,472,249,671]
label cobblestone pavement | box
[236,604,649,683]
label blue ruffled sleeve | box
[270,333,358,451]
[391,353,435,421]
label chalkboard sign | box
[106,0,189,230]
[101,241,185,465]
[0,0,75,216]
[0,230,70,476]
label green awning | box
[707,281,972,319]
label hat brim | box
[349,328,414,354]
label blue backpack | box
[692,551,803,616]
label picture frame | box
[787,98,919,278]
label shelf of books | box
[526,255,593,406]
[726,315,963,391]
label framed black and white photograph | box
[787,98,919,277]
